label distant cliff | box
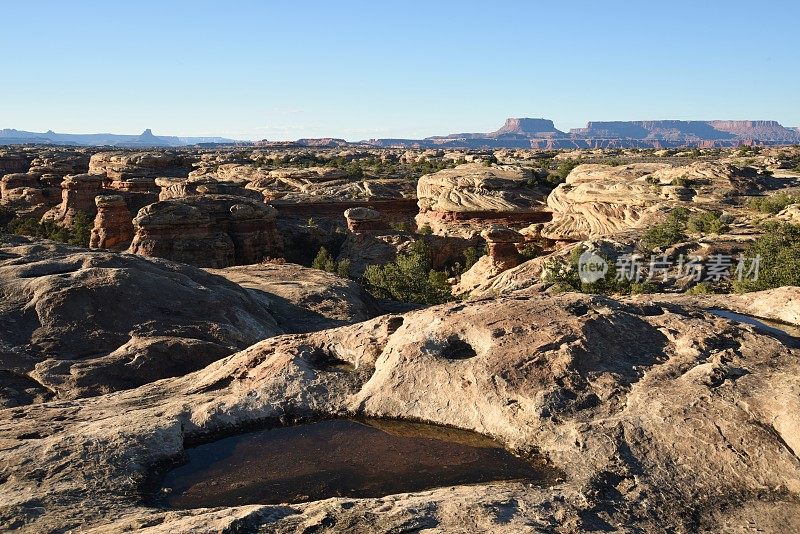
[368,118,800,149]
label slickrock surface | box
[208,263,377,333]
[0,235,281,406]
[129,196,281,268]
[416,163,550,237]
[1,291,799,532]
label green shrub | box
[3,211,92,248]
[686,211,728,235]
[363,240,452,304]
[389,221,410,232]
[312,246,351,277]
[554,159,579,181]
[461,246,480,271]
[746,193,800,215]
[733,223,800,292]
[519,243,540,260]
[312,246,336,272]
[639,209,689,251]
[417,223,433,235]
[686,282,714,294]
[335,258,351,278]
[68,211,93,247]
[672,175,693,188]
[543,246,632,295]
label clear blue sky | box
[2,0,798,141]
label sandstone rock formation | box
[0,150,34,175]
[542,162,770,241]
[156,175,262,201]
[27,149,91,177]
[0,235,281,405]
[343,207,388,233]
[129,196,280,268]
[88,151,194,180]
[416,163,550,237]
[0,173,60,219]
[40,173,104,226]
[209,263,377,333]
[1,291,799,531]
[482,225,524,270]
[89,194,133,250]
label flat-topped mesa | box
[569,120,800,145]
[415,163,551,238]
[41,173,104,226]
[481,225,524,271]
[89,195,133,250]
[344,207,389,234]
[489,118,565,137]
[129,195,280,268]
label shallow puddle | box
[710,309,800,339]
[158,418,556,508]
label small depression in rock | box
[157,419,557,508]
[710,309,800,340]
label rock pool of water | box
[158,418,557,508]
[710,309,800,340]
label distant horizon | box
[3,116,800,144]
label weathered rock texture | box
[1,291,799,532]
[0,173,61,219]
[0,235,281,406]
[482,225,523,270]
[542,162,770,241]
[416,163,550,237]
[129,196,280,268]
[208,263,377,333]
[89,194,133,250]
[156,176,262,201]
[343,207,388,233]
[88,151,194,180]
[40,173,104,226]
